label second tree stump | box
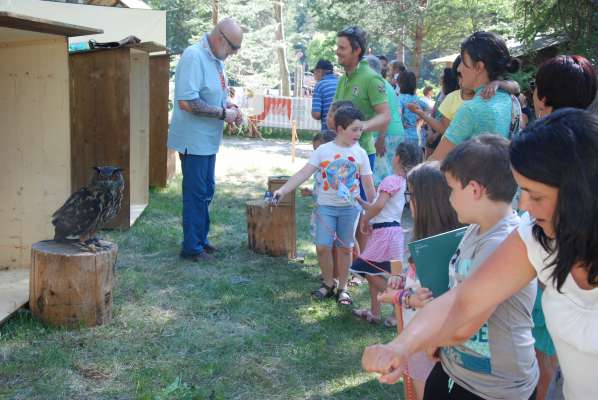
[246,200,296,258]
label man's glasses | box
[404,191,411,204]
[220,29,241,51]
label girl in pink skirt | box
[350,142,421,324]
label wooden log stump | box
[246,200,296,258]
[29,240,117,328]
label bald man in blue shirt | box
[168,18,243,262]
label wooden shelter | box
[69,41,167,228]
[0,12,101,324]
[149,52,176,187]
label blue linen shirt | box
[399,93,429,144]
[311,73,338,131]
[444,87,513,145]
[167,34,228,156]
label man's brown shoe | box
[203,244,217,254]
[180,251,214,262]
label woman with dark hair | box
[398,70,430,146]
[442,66,459,96]
[410,53,520,156]
[526,54,597,400]
[429,31,521,161]
[533,55,597,117]
[362,108,598,400]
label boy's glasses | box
[404,191,411,203]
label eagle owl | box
[52,166,125,244]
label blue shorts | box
[314,204,361,248]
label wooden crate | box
[69,44,166,228]
[149,53,176,187]
[0,12,100,323]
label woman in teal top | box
[430,31,521,161]
[364,54,406,185]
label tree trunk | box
[411,16,425,80]
[212,0,219,25]
[273,0,291,96]
[395,25,405,63]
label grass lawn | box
[0,139,404,400]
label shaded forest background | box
[147,0,597,92]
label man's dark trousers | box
[180,153,216,256]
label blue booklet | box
[407,227,467,297]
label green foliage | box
[423,0,517,55]
[507,67,537,94]
[515,0,597,62]
[148,0,594,91]
[146,0,212,54]
[306,31,337,67]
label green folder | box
[407,227,467,297]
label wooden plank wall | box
[129,49,149,225]
[149,54,176,187]
[0,38,71,269]
[69,48,131,228]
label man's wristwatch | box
[220,107,226,120]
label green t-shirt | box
[384,80,404,139]
[334,60,388,155]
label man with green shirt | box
[333,26,390,199]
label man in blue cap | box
[311,59,338,132]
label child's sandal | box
[337,289,353,306]
[352,308,381,324]
[312,282,336,301]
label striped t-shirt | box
[312,73,339,131]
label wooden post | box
[212,0,219,25]
[291,120,298,163]
[149,53,176,188]
[390,260,416,400]
[29,240,117,328]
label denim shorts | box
[314,204,361,248]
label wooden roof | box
[0,11,102,37]
[129,41,168,54]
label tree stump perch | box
[246,200,296,258]
[29,240,117,328]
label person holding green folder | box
[379,161,461,400]
[368,135,539,400]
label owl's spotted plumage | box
[52,166,124,243]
